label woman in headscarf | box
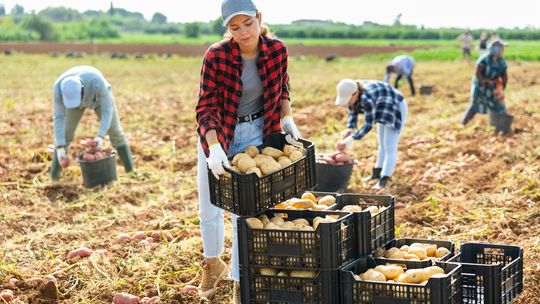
[462,40,508,125]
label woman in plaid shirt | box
[334,79,408,189]
[194,0,300,302]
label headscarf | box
[489,40,505,58]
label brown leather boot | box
[197,258,228,299]
[232,281,241,304]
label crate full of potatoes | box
[238,209,357,270]
[340,257,462,304]
[208,133,316,216]
[373,238,455,268]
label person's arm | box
[279,43,291,112]
[346,108,358,130]
[53,84,67,147]
[281,98,292,118]
[475,63,491,85]
[351,99,374,140]
[97,84,114,138]
[501,68,508,89]
[196,51,221,152]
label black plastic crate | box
[328,194,394,256]
[208,133,316,216]
[374,238,455,268]
[238,209,357,270]
[341,257,462,304]
[240,266,339,304]
[446,242,523,304]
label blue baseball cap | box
[221,0,257,26]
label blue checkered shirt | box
[347,80,405,140]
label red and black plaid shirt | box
[196,35,290,157]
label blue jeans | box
[375,100,408,177]
[197,117,264,282]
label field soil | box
[0,52,539,303]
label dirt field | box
[0,42,418,58]
[0,52,539,303]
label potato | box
[292,218,310,227]
[318,195,336,206]
[359,269,386,282]
[278,158,292,167]
[335,153,352,163]
[274,202,289,209]
[342,205,363,212]
[281,221,294,230]
[258,215,270,225]
[424,266,444,278]
[294,225,314,231]
[313,218,335,230]
[277,271,289,277]
[289,150,303,162]
[83,153,96,162]
[132,231,146,240]
[260,161,281,175]
[262,147,283,159]
[292,199,315,209]
[264,222,280,230]
[260,268,277,276]
[400,245,410,252]
[254,154,273,167]
[408,247,428,260]
[245,167,262,177]
[403,269,429,284]
[282,145,298,157]
[385,247,405,259]
[115,233,132,243]
[374,265,404,280]
[246,217,264,229]
[290,270,317,278]
[67,247,93,259]
[301,192,317,203]
[435,247,451,258]
[244,146,259,158]
[270,216,285,227]
[140,297,159,304]
[404,253,421,260]
[113,293,140,304]
[231,153,250,166]
[237,157,256,173]
[230,166,240,173]
[365,206,380,216]
[396,273,408,283]
[312,204,329,211]
[0,290,14,302]
[373,248,385,258]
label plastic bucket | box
[314,162,353,192]
[419,85,433,95]
[78,152,117,188]
[489,113,513,134]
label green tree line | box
[0,4,538,42]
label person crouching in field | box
[384,54,416,96]
[195,0,300,302]
[462,40,508,125]
[51,65,134,180]
[334,79,408,190]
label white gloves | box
[94,136,104,149]
[207,143,230,179]
[281,115,300,140]
[57,147,70,167]
[336,136,354,152]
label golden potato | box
[342,205,363,212]
[232,153,250,166]
[254,154,273,167]
[274,202,289,210]
[404,253,421,260]
[359,269,386,282]
[277,271,288,277]
[424,266,444,278]
[261,161,281,175]
[264,222,280,230]
[365,206,380,216]
[317,195,336,206]
[403,269,429,284]
[245,167,262,177]
[313,218,335,230]
[435,247,451,258]
[281,221,294,230]
[237,157,256,173]
[374,265,404,280]
[408,247,428,260]
[396,273,408,283]
[278,157,293,167]
[258,214,270,224]
[292,218,309,226]
[270,216,285,227]
[292,199,315,209]
[290,270,317,278]
[244,146,259,158]
[282,144,298,157]
[262,147,284,159]
[312,204,329,211]
[301,192,317,203]
[260,268,277,276]
[289,150,303,162]
[385,247,405,259]
[245,217,264,229]
[400,245,410,252]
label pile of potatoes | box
[337,204,386,216]
[228,144,306,177]
[79,139,113,163]
[258,268,318,278]
[355,264,446,285]
[316,152,353,165]
[273,192,336,211]
[245,213,339,231]
[374,242,451,261]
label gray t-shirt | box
[237,57,263,117]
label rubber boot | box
[362,167,382,182]
[50,150,62,181]
[462,110,475,125]
[373,176,390,190]
[116,145,135,173]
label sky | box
[3,0,540,29]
